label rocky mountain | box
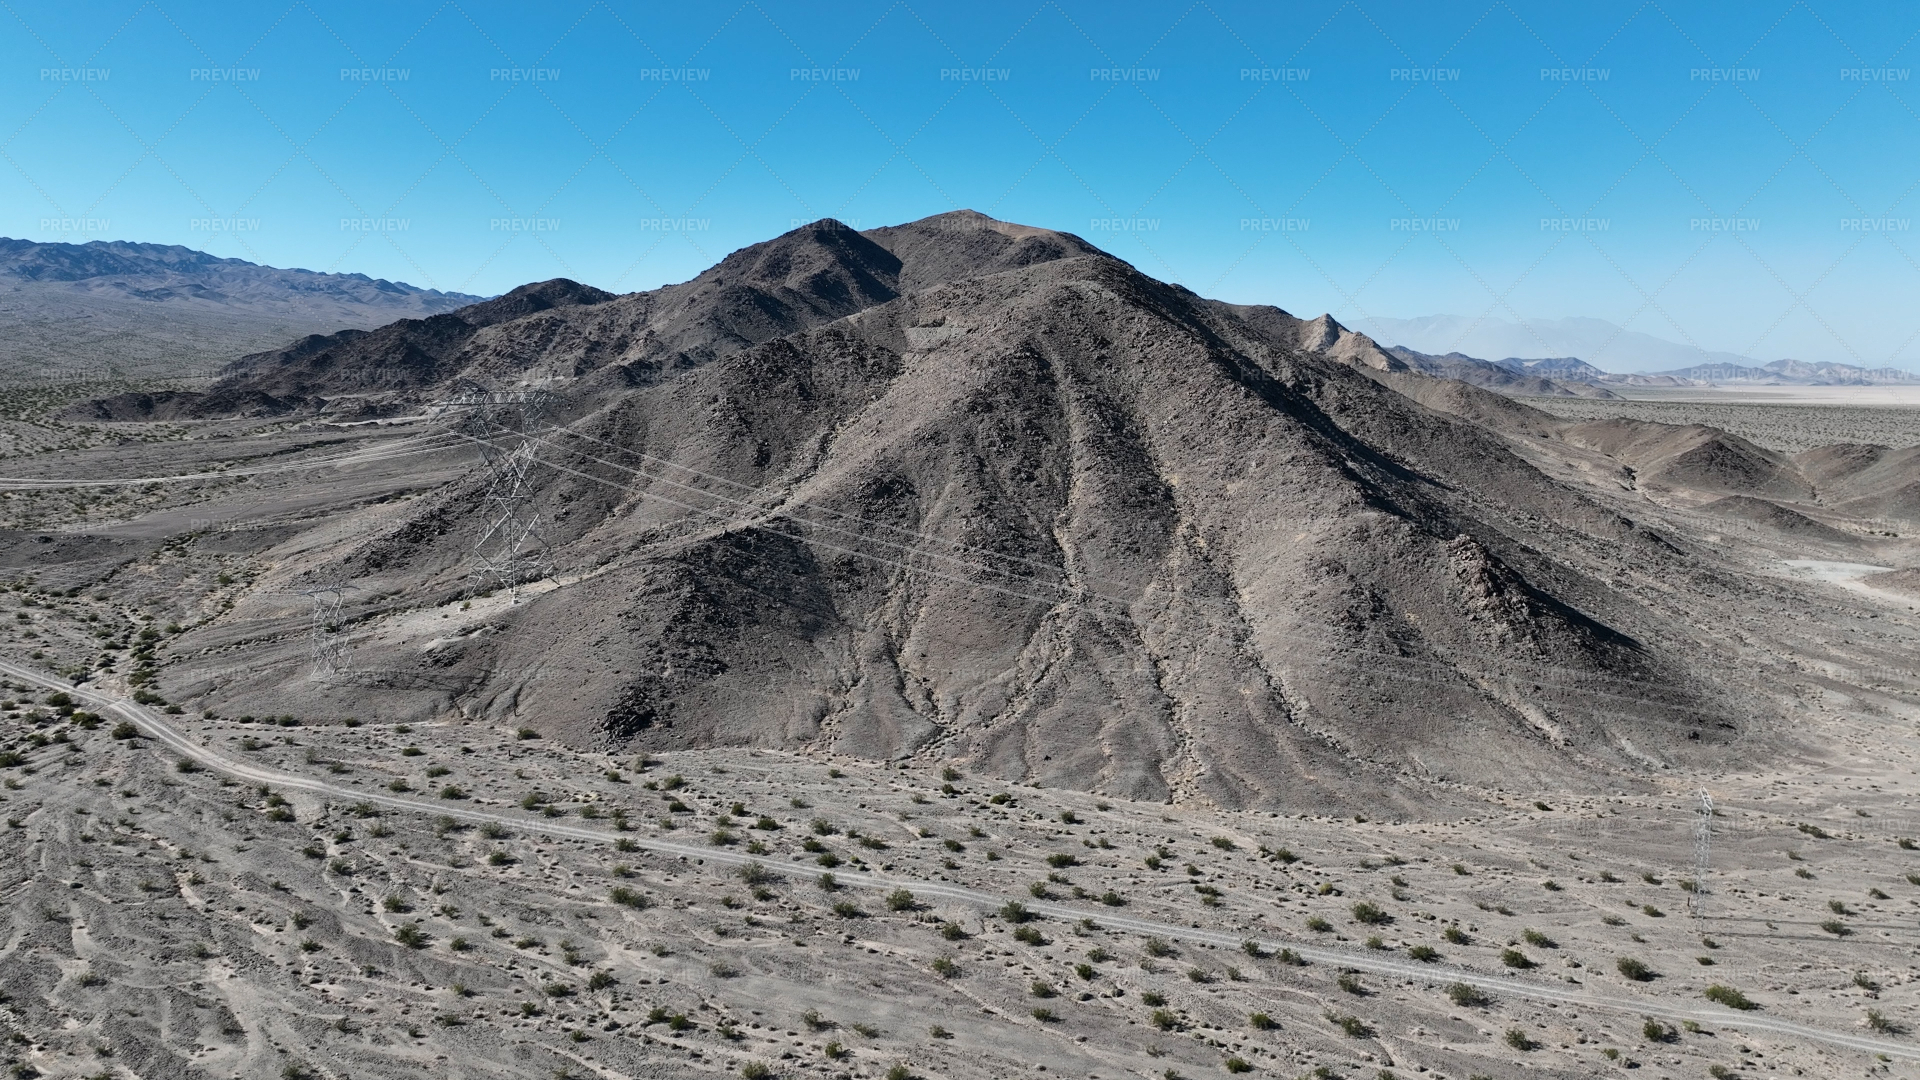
[80,210,1810,812]
[0,237,483,383]
[1381,347,1617,398]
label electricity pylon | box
[429,382,556,602]
[295,582,354,679]
[1690,788,1714,922]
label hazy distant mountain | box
[1646,358,1920,386]
[1359,314,1920,388]
[0,238,484,383]
[1381,347,1617,398]
[1357,314,1762,374]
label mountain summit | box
[123,212,1766,811]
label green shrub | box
[1328,1013,1372,1038]
[1446,982,1488,1007]
[1616,957,1653,981]
[1703,984,1757,1010]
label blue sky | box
[3,1,1917,368]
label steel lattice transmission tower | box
[295,582,355,679]
[1690,788,1714,922]
[430,382,557,601]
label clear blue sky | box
[3,1,1916,367]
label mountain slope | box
[118,214,1767,814]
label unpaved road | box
[7,657,1910,1064]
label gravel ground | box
[1,698,1916,1080]
[1519,396,1920,454]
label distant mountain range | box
[0,238,484,383]
[1358,313,1920,386]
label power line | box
[443,424,1762,739]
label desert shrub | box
[1499,948,1533,969]
[1328,1013,1373,1038]
[1703,984,1757,1010]
[1617,957,1654,981]
[1504,1028,1535,1051]
[1351,901,1389,924]
[1446,982,1488,1007]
